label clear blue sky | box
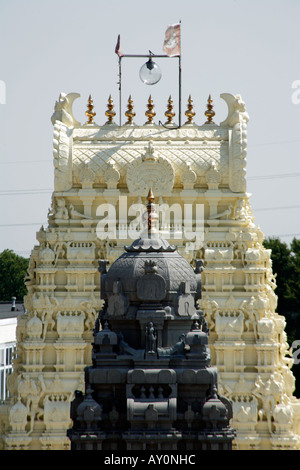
[0,0,300,257]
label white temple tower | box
[0,90,299,450]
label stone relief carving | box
[198,296,218,333]
[43,394,70,430]
[220,93,249,128]
[126,142,175,196]
[48,196,93,223]
[136,260,167,302]
[73,124,228,141]
[177,281,196,317]
[53,121,73,192]
[17,374,46,433]
[51,92,81,128]
[157,334,186,357]
[69,204,92,220]
[206,161,222,189]
[220,93,249,193]
[208,205,234,220]
[78,164,95,188]
[107,280,128,316]
[48,197,69,222]
[145,322,157,354]
[80,299,98,331]
[26,312,43,340]
[252,373,287,434]
[232,396,258,425]
[215,311,244,337]
[204,243,234,262]
[56,311,85,339]
[180,161,197,189]
[38,243,55,265]
[9,397,28,432]
[104,162,120,189]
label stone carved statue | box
[209,205,234,220]
[220,93,249,193]
[51,92,81,128]
[48,197,69,221]
[220,93,249,128]
[117,333,144,359]
[157,334,186,357]
[146,322,157,353]
[137,260,166,302]
[107,280,128,316]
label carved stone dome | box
[101,233,201,309]
[76,387,102,429]
[98,191,203,320]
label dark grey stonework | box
[67,225,235,450]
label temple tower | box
[67,191,235,450]
[1,91,300,450]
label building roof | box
[0,301,25,320]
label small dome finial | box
[85,95,96,124]
[105,95,116,124]
[145,95,156,124]
[164,95,175,125]
[204,94,215,124]
[125,95,136,125]
[184,95,195,124]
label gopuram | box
[67,189,235,450]
[0,89,300,450]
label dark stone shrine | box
[67,191,235,450]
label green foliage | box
[263,237,300,397]
[263,237,300,339]
[0,249,29,301]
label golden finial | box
[146,188,155,231]
[105,95,116,124]
[184,95,195,124]
[125,95,136,125]
[145,95,156,124]
[147,187,154,203]
[204,94,215,124]
[85,95,96,124]
[164,95,176,125]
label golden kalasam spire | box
[105,95,116,124]
[146,188,155,232]
[184,95,195,124]
[204,94,215,124]
[147,187,155,203]
[145,95,156,124]
[164,95,175,125]
[125,95,136,125]
[85,95,96,124]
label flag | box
[115,34,123,57]
[163,23,181,57]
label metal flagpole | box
[178,53,181,127]
[118,56,122,126]
[178,20,182,127]
[118,54,181,127]
[115,23,182,127]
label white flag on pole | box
[163,23,181,57]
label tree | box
[263,237,300,397]
[0,249,29,301]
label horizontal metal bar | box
[120,54,180,59]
